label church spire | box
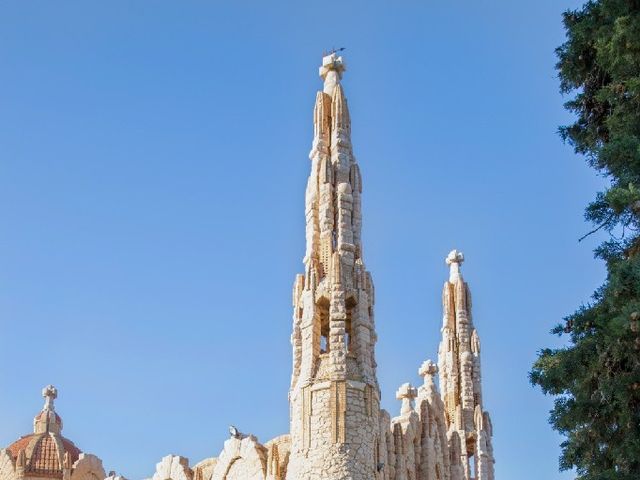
[438,251,495,480]
[288,53,380,480]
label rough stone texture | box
[192,458,216,480]
[151,456,192,480]
[209,437,266,480]
[264,435,290,480]
[3,54,496,480]
[71,455,106,480]
[0,450,16,480]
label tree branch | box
[578,214,615,242]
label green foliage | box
[530,1,640,478]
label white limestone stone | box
[70,455,106,480]
[151,455,192,480]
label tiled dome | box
[4,386,82,479]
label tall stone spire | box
[288,52,380,479]
[438,250,495,480]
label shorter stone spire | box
[396,383,417,416]
[34,384,62,434]
[446,249,464,283]
[319,52,346,96]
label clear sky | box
[0,1,605,479]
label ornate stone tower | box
[2,54,499,480]
[438,251,495,480]
[287,53,380,480]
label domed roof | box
[4,386,83,479]
[34,410,62,428]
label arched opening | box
[345,297,356,353]
[320,333,329,353]
[318,301,330,354]
[468,453,476,480]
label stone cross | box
[319,53,346,95]
[42,385,57,411]
[395,383,417,415]
[419,360,438,383]
[446,249,464,283]
[418,359,438,397]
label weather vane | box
[323,46,346,57]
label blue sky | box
[0,1,604,479]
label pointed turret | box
[438,251,495,480]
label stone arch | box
[211,437,265,480]
[152,455,193,480]
[0,449,16,480]
[71,454,105,480]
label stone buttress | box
[287,53,380,480]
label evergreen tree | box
[530,1,640,479]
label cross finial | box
[446,249,464,283]
[42,385,57,411]
[319,52,346,95]
[418,359,438,378]
[395,383,417,415]
[418,360,439,394]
